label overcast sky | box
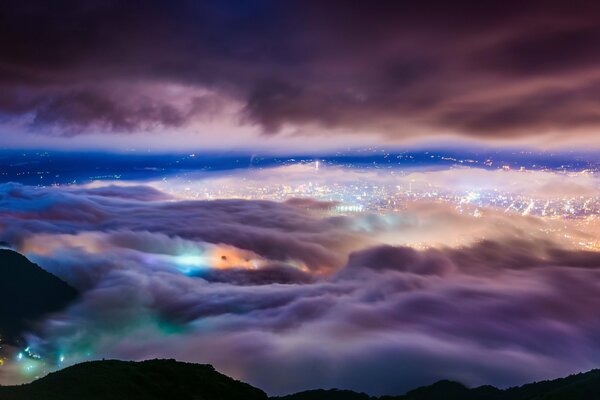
[3,1,600,150]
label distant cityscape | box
[0,148,598,185]
[2,149,599,252]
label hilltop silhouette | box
[0,359,599,399]
[274,369,600,399]
[0,359,267,400]
[0,249,77,343]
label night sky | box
[3,1,600,149]
[2,1,600,397]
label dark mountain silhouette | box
[0,249,77,343]
[275,369,600,400]
[501,369,600,400]
[0,359,267,400]
[273,389,372,400]
[1,359,600,399]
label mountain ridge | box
[274,369,600,400]
[0,359,599,400]
[0,359,267,400]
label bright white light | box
[175,253,207,274]
[177,254,205,267]
[465,192,480,202]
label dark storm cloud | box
[436,82,600,135]
[476,26,600,76]
[0,85,221,134]
[2,0,600,140]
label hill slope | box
[274,389,372,400]
[0,249,77,343]
[1,358,600,399]
[0,359,268,400]
[275,370,600,400]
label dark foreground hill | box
[2,359,600,400]
[274,369,600,400]
[0,359,268,400]
[0,249,77,343]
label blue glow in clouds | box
[175,254,208,274]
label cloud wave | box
[1,182,600,396]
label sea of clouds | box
[1,173,600,395]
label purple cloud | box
[2,1,600,144]
[2,182,600,396]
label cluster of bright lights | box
[10,344,69,379]
[154,162,600,223]
[143,161,600,251]
[16,347,43,377]
[335,204,364,213]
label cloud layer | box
[1,181,600,395]
[2,1,600,146]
